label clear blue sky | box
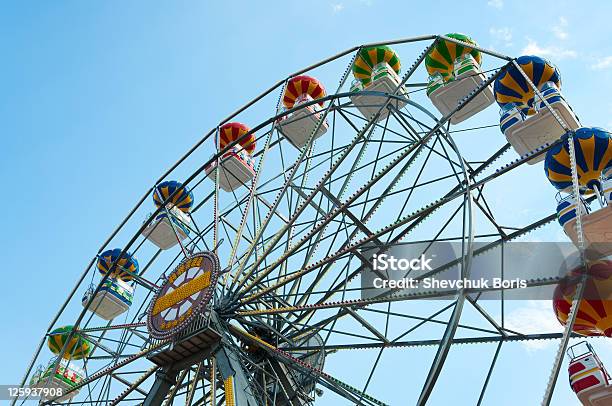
[2,1,612,405]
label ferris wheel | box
[16,34,612,406]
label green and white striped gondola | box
[425,33,495,124]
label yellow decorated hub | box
[147,252,220,340]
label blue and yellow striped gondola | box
[494,55,561,116]
[545,127,612,191]
[47,325,92,360]
[143,180,193,250]
[96,248,139,282]
[153,180,194,213]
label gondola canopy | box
[545,127,612,191]
[47,325,92,360]
[352,45,401,86]
[282,75,326,109]
[494,55,561,115]
[425,33,481,81]
[218,122,256,155]
[553,261,612,337]
[96,249,139,282]
[153,180,194,213]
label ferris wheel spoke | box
[292,256,354,311]
[320,133,429,238]
[387,200,464,251]
[239,314,384,344]
[232,136,350,289]
[418,209,474,405]
[355,346,387,406]
[220,216,254,247]
[434,131,466,183]
[234,121,439,301]
[453,185,502,237]
[288,143,321,264]
[285,142,447,311]
[353,172,458,213]
[80,332,141,356]
[363,305,503,337]
[80,361,97,404]
[231,324,389,406]
[472,192,507,238]
[386,106,427,144]
[233,213,328,282]
[228,54,363,293]
[237,312,297,342]
[235,192,465,307]
[338,104,413,142]
[465,295,513,338]
[363,140,509,244]
[241,232,359,304]
[278,332,578,352]
[273,206,463,329]
[107,365,158,405]
[184,361,204,406]
[230,44,434,296]
[290,119,389,274]
[244,277,532,344]
[110,371,149,397]
[162,367,190,406]
[278,200,489,334]
[286,213,354,308]
[223,105,283,282]
[265,358,309,405]
[473,185,498,220]
[356,113,398,221]
[384,138,444,242]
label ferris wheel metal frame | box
[15,34,591,406]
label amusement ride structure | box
[16,34,612,405]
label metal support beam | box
[143,368,177,406]
[214,344,258,406]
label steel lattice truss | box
[16,35,588,406]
